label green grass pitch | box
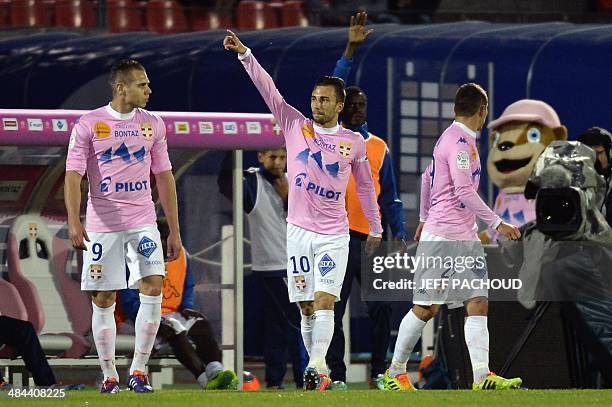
[3,389,612,407]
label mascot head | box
[487,99,567,193]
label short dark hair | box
[313,76,346,103]
[157,217,169,242]
[577,127,612,150]
[345,85,366,100]
[109,59,145,89]
[454,83,487,117]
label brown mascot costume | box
[483,99,567,242]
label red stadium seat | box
[282,0,308,27]
[190,9,232,31]
[599,0,612,11]
[107,0,143,33]
[146,0,188,34]
[190,9,219,31]
[0,0,11,28]
[55,0,96,28]
[236,0,279,31]
[10,0,46,28]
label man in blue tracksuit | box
[326,12,406,389]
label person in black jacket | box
[577,127,612,226]
[0,315,56,387]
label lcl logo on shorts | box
[138,236,158,258]
[318,254,336,276]
[90,264,102,280]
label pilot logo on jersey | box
[140,123,153,141]
[339,141,352,158]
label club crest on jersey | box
[138,236,157,258]
[318,254,336,276]
[90,264,102,280]
[140,123,153,140]
[294,276,306,291]
[301,123,314,139]
[339,141,352,158]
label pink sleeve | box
[446,143,501,229]
[239,50,304,137]
[420,162,432,222]
[65,119,91,176]
[150,116,172,174]
[351,141,383,235]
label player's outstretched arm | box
[344,12,374,59]
[332,12,374,80]
[155,170,182,260]
[224,29,303,136]
[223,29,247,54]
[65,170,89,250]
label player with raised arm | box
[384,83,523,391]
[224,30,383,391]
[65,59,181,394]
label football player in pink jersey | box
[384,83,523,391]
[224,30,383,391]
[65,59,181,394]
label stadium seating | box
[10,0,46,27]
[146,0,188,33]
[55,0,96,29]
[236,0,279,30]
[282,0,308,27]
[0,278,28,321]
[6,215,91,357]
[599,0,612,11]
[190,9,231,32]
[106,0,143,33]
[0,243,28,357]
[0,0,11,28]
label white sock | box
[389,310,426,377]
[300,313,315,357]
[130,293,162,374]
[307,310,334,373]
[464,316,490,384]
[206,361,223,379]
[92,302,119,381]
[197,372,208,388]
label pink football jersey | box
[239,49,382,236]
[65,104,172,232]
[420,121,501,240]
